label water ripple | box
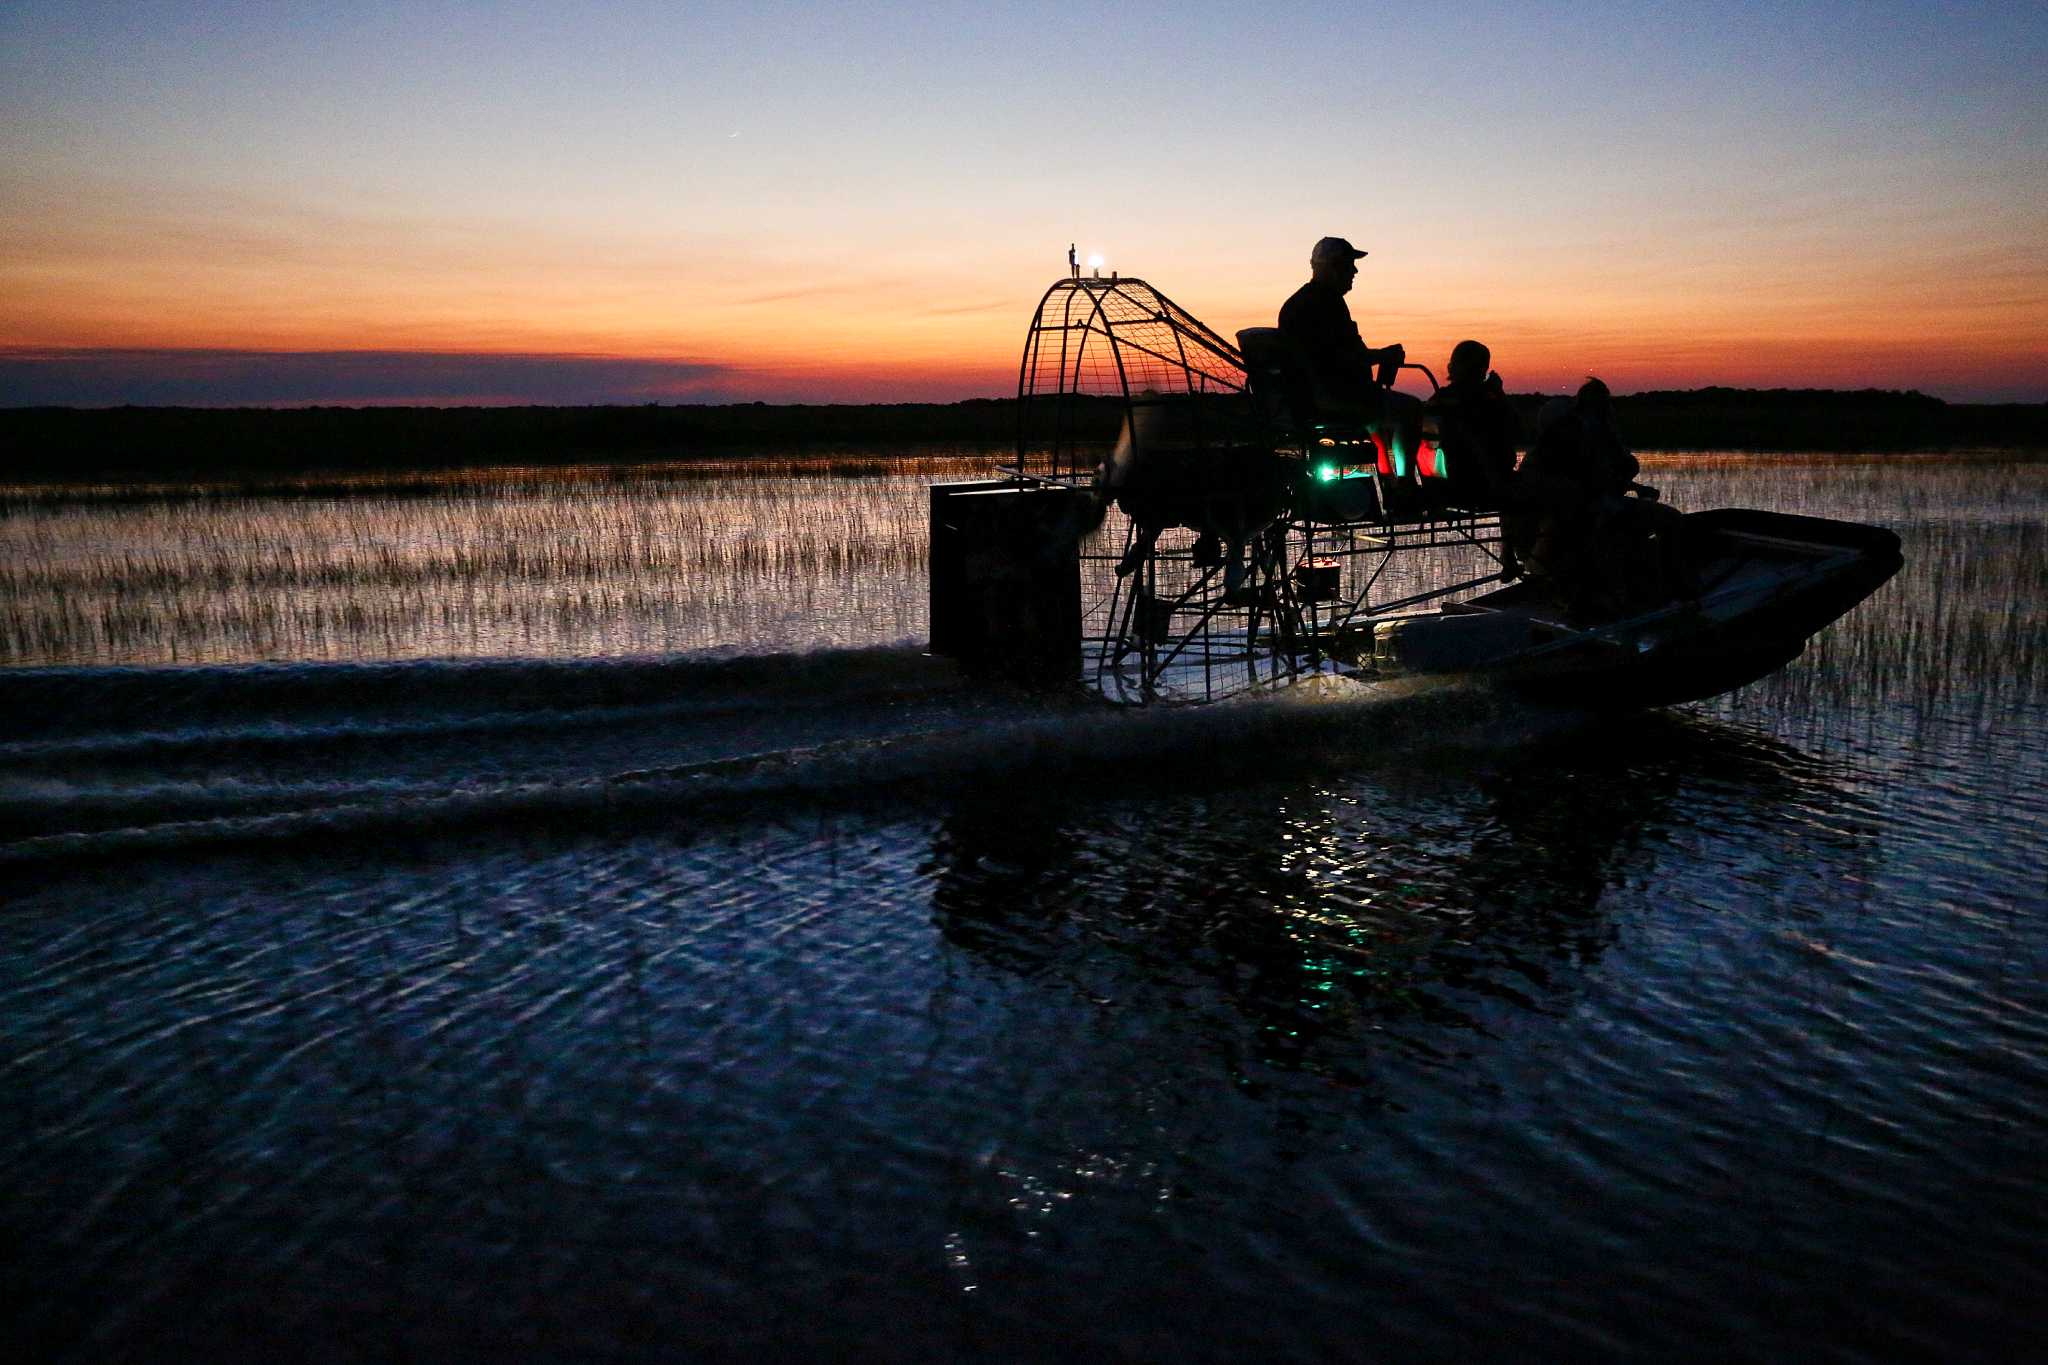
[5,457,2047,1361]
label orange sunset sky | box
[3,1,2045,405]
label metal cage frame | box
[1005,275,1511,704]
[1014,276,1256,485]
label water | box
[2,452,2043,1361]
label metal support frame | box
[1011,273,1514,705]
[1072,504,1509,706]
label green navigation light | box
[1317,462,1338,483]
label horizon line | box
[1,346,2041,408]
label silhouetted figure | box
[1517,378,1695,618]
[1425,341,1522,562]
[1278,236,1425,470]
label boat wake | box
[0,647,1556,865]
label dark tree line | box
[1,390,2040,484]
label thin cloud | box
[0,349,748,407]
[731,283,881,307]
[923,299,1011,316]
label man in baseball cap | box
[1278,234,1419,465]
[1310,236,1368,266]
[1281,236,1407,402]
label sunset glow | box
[3,1,2044,405]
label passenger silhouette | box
[1517,378,1695,617]
[1424,340,1522,555]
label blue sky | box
[4,1,2044,402]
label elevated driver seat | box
[1236,327,1431,523]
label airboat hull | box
[1372,509,1904,707]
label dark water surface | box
[2,455,2043,1361]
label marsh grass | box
[3,452,2042,717]
[0,464,978,665]
[0,449,1001,506]
[1651,453,2048,730]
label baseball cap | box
[1310,236,1368,264]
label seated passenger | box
[1517,378,1694,617]
[1425,339,1522,521]
[1278,236,1426,473]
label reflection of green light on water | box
[1317,463,1338,482]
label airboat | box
[929,270,1903,707]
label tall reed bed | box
[1656,454,2048,734]
[3,453,2040,708]
[0,449,1002,505]
[0,463,985,665]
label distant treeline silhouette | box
[2,390,2041,482]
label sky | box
[3,0,2045,406]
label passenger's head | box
[1575,377,1613,422]
[1449,340,1491,386]
[1309,236,1366,291]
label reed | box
[1660,454,2048,739]
[2,453,2041,731]
[0,466,963,665]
